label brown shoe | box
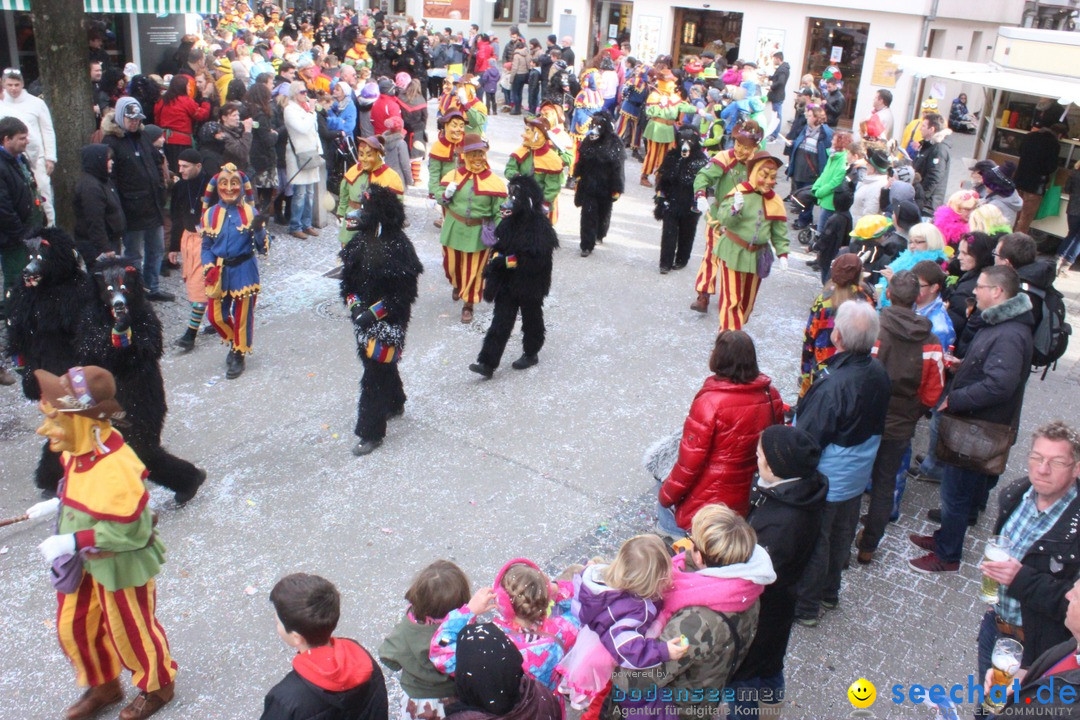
[66,678,123,720]
[461,304,473,323]
[690,292,709,313]
[639,175,653,188]
[433,216,443,228]
[452,288,461,302]
[304,227,320,236]
[119,682,174,720]
[290,230,307,240]
[0,365,16,386]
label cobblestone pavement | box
[1,106,1078,720]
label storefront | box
[671,8,740,65]
[589,0,632,58]
[895,27,1080,238]
[803,17,869,126]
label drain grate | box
[314,300,347,321]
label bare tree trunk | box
[32,0,92,232]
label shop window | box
[392,0,407,13]
[493,0,514,24]
[671,8,742,65]
[530,0,549,24]
[803,17,870,127]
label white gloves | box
[550,132,569,152]
[26,497,60,520]
[695,196,710,214]
[38,534,76,562]
[443,182,459,201]
[731,191,744,214]
[779,256,789,271]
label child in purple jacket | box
[481,59,501,116]
[555,535,689,710]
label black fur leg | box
[355,359,398,443]
[520,300,545,358]
[477,299,519,370]
[35,441,63,494]
[597,198,613,242]
[138,445,207,498]
[674,213,700,268]
[579,196,600,253]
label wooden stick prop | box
[0,514,29,528]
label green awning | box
[0,0,220,12]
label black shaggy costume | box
[475,175,559,373]
[339,186,423,450]
[572,111,625,255]
[78,259,206,502]
[654,126,709,272]
[5,229,93,491]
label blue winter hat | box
[114,96,145,126]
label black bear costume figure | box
[5,228,93,492]
[470,175,559,379]
[572,111,625,257]
[340,185,423,457]
[654,125,709,273]
[78,258,206,502]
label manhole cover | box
[314,300,346,321]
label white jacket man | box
[0,69,55,223]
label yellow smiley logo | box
[847,678,876,709]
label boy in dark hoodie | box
[814,182,853,284]
[261,573,389,720]
[73,143,126,268]
[729,425,827,716]
[168,148,211,352]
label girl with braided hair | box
[431,559,580,692]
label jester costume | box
[340,186,422,457]
[690,121,761,311]
[33,366,177,720]
[438,133,507,323]
[538,100,575,179]
[199,164,268,379]
[455,76,488,136]
[337,136,404,246]
[712,152,790,330]
[641,72,696,185]
[505,116,565,224]
[427,111,465,229]
[616,64,650,154]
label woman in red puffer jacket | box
[660,330,785,529]
[155,74,211,173]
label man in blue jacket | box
[793,300,891,626]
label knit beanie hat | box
[178,148,203,164]
[760,425,821,480]
[829,253,864,288]
[142,124,164,144]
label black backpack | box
[1022,282,1071,379]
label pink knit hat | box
[394,71,411,90]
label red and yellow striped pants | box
[57,575,176,692]
[716,260,762,331]
[641,140,674,178]
[442,246,490,305]
[208,292,257,354]
[549,196,559,226]
[695,225,719,294]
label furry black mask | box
[22,229,82,289]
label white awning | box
[891,54,1080,106]
[890,55,994,78]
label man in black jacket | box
[975,422,1080,697]
[765,52,789,141]
[1015,123,1066,233]
[912,112,951,216]
[911,265,1035,573]
[993,578,1080,717]
[103,97,173,302]
[823,75,845,128]
[0,116,43,317]
[73,143,125,268]
[996,231,1056,331]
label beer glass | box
[980,535,1012,604]
[982,637,1023,714]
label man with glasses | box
[0,67,55,225]
[910,265,1035,573]
[973,421,1080,704]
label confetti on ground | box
[0,546,7,554]
[381,528,393,534]
[308,373,316,378]
[246,499,255,506]
[321,423,330,430]
[332,433,339,439]
[244,586,257,595]
[205,377,219,387]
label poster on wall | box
[870,48,899,87]
[756,28,785,75]
[422,0,469,21]
[635,15,662,67]
[830,45,843,62]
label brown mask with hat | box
[461,133,488,173]
[356,135,385,172]
[746,151,783,193]
[522,116,551,149]
[35,366,125,454]
[440,110,466,145]
[731,120,763,163]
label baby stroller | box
[327,134,358,194]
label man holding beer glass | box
[975,421,1080,710]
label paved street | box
[1,108,1079,719]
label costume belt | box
[447,209,484,227]
[222,252,254,267]
[348,199,362,208]
[723,228,766,252]
[650,118,677,126]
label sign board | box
[830,45,843,63]
[756,28,785,75]
[422,0,469,21]
[137,13,186,77]
[634,15,661,69]
[870,48,899,87]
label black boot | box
[469,362,494,379]
[173,468,206,504]
[351,438,383,456]
[511,353,539,370]
[273,195,286,225]
[225,350,245,379]
[174,328,197,352]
